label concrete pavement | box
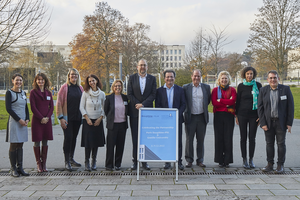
[0,113,299,199]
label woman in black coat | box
[236,66,262,169]
[104,80,128,171]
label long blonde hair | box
[66,68,81,86]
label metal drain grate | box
[1,171,299,176]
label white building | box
[159,45,185,69]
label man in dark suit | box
[127,59,157,170]
[258,70,294,174]
[183,69,211,168]
[155,69,186,170]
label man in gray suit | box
[183,69,211,168]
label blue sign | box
[138,108,178,162]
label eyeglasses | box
[139,64,147,67]
[114,85,122,88]
[269,77,277,80]
[70,74,78,76]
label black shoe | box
[249,158,255,168]
[163,162,171,169]
[70,158,81,167]
[65,162,72,172]
[218,163,224,168]
[262,163,273,172]
[106,167,113,171]
[115,166,121,171]
[178,162,184,170]
[91,159,97,170]
[142,163,150,170]
[9,151,20,177]
[85,160,91,172]
[275,163,284,174]
[243,159,250,169]
[131,163,137,170]
[16,148,29,176]
[185,162,192,168]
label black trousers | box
[213,112,234,165]
[185,114,206,164]
[129,117,139,163]
[105,122,127,168]
[265,119,286,164]
[63,120,81,156]
[237,115,258,159]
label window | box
[170,63,173,68]
[161,50,164,54]
[161,56,164,61]
[179,56,181,61]
[175,63,177,67]
[166,63,169,67]
[179,50,181,54]
[162,63,164,68]
[175,50,177,54]
[179,63,181,67]
[170,56,173,61]
[166,56,169,61]
[170,50,173,54]
[166,50,168,54]
[175,56,177,61]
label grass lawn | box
[0,101,57,130]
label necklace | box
[90,95,98,110]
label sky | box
[45,0,264,54]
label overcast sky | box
[45,0,264,54]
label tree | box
[248,0,300,80]
[0,0,50,54]
[205,25,233,75]
[226,53,243,79]
[70,2,124,92]
[185,28,212,78]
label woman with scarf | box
[236,67,262,169]
[79,74,105,171]
[212,71,236,168]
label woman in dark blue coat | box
[104,80,128,171]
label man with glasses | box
[127,59,156,170]
[155,69,186,170]
[258,70,294,173]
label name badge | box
[22,95,26,99]
[280,95,287,100]
[123,101,128,105]
[251,91,254,94]
[47,96,51,100]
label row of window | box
[162,63,182,68]
[161,56,181,61]
[161,49,182,55]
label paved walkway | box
[0,114,299,199]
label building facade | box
[159,45,185,70]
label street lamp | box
[119,53,123,80]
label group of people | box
[5,58,294,177]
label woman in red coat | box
[211,71,236,168]
[30,73,54,172]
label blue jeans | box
[264,119,286,164]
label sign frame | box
[137,108,178,181]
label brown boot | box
[41,146,48,172]
[262,162,273,172]
[275,163,284,174]
[33,147,43,173]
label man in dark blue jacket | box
[155,69,186,170]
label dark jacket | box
[257,84,294,131]
[104,93,128,130]
[155,84,186,123]
[127,73,156,118]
